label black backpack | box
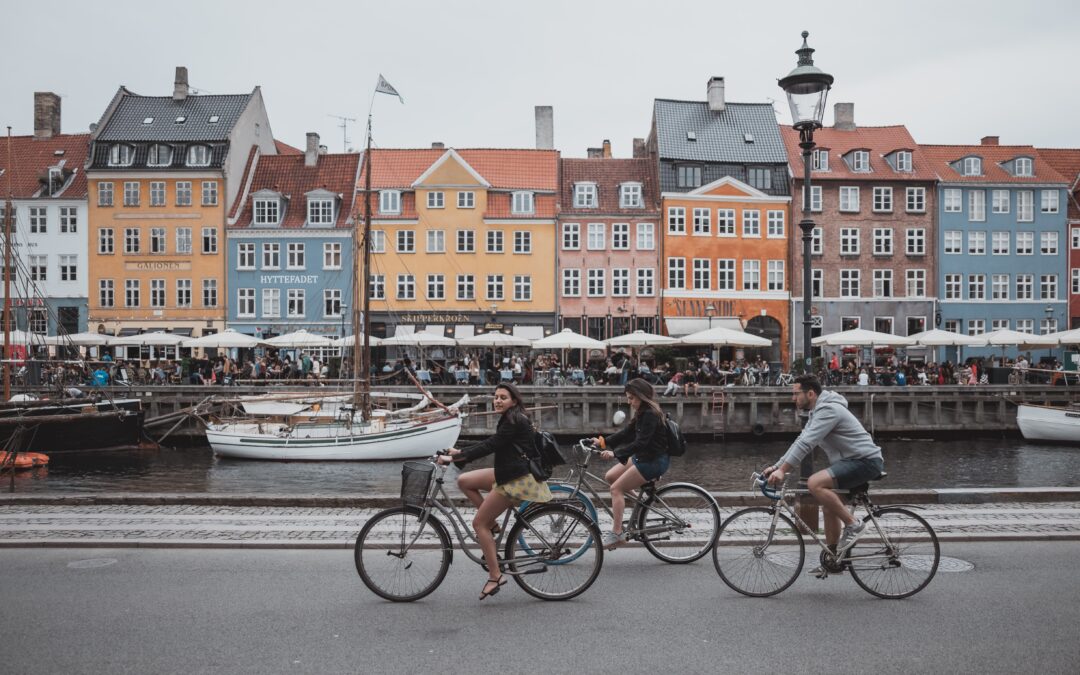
[534,430,566,473]
[664,413,688,457]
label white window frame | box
[573,183,597,208]
[323,242,342,270]
[839,186,860,212]
[636,223,655,250]
[176,227,192,255]
[968,190,986,222]
[840,228,860,255]
[1017,231,1034,255]
[1017,274,1034,300]
[944,188,962,213]
[1040,275,1058,300]
[426,230,446,254]
[840,269,860,298]
[426,191,445,209]
[906,187,925,213]
[426,274,445,301]
[369,274,385,300]
[286,288,304,317]
[99,228,114,254]
[262,288,281,317]
[692,208,711,235]
[237,243,255,270]
[254,198,279,225]
[667,207,686,234]
[323,289,342,318]
[586,223,605,250]
[873,269,893,298]
[906,228,925,255]
[202,279,218,308]
[968,274,986,300]
[636,268,654,296]
[308,198,334,224]
[992,274,1010,301]
[457,191,475,209]
[587,269,606,297]
[612,268,630,297]
[717,259,736,291]
[742,259,760,291]
[742,210,760,237]
[992,231,1010,256]
[397,230,415,254]
[667,257,685,289]
[812,149,829,171]
[98,182,114,207]
[767,260,785,291]
[202,181,218,207]
[487,275,504,301]
[487,230,504,253]
[852,150,870,172]
[562,269,580,297]
[873,228,893,256]
[1017,190,1034,222]
[963,157,982,176]
[186,145,212,167]
[767,210,785,238]
[397,274,415,301]
[456,229,475,253]
[692,258,711,290]
[944,274,962,300]
[1015,157,1033,176]
[562,223,580,250]
[513,275,532,301]
[1041,190,1059,214]
[379,190,401,214]
[992,189,1010,214]
[176,279,192,308]
[1041,231,1059,255]
[895,151,912,172]
[456,274,475,301]
[872,186,893,212]
[619,183,642,208]
[968,230,986,256]
[262,243,280,269]
[514,230,532,254]
[906,269,926,298]
[811,227,823,255]
[286,242,305,270]
[150,181,166,207]
[511,191,534,215]
[717,209,736,236]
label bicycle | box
[712,472,939,599]
[355,452,604,602]
[525,440,720,564]
[774,372,795,387]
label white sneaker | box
[837,520,867,553]
[600,530,624,550]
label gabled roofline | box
[687,175,770,198]
[411,148,491,188]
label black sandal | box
[479,576,507,601]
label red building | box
[1038,148,1080,329]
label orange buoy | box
[1,451,49,469]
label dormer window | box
[208,115,220,124]
[619,183,643,208]
[253,197,281,225]
[812,149,829,171]
[1015,157,1033,177]
[851,150,870,172]
[895,151,912,172]
[963,157,982,176]
[186,145,212,167]
[379,190,401,214]
[511,191,534,215]
[307,196,335,225]
[147,144,173,167]
[108,144,134,167]
[574,183,597,208]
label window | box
[487,230,503,253]
[426,274,445,300]
[906,269,926,297]
[612,223,629,250]
[873,187,893,212]
[29,255,46,281]
[99,279,114,307]
[717,259,736,291]
[456,274,474,301]
[963,157,982,176]
[717,209,736,236]
[840,269,860,297]
[944,188,961,212]
[587,269,606,296]
[637,223,655,249]
[990,318,1010,332]
[379,190,401,214]
[237,243,255,269]
[667,207,686,234]
[124,228,140,254]
[1041,231,1059,255]
[487,275,504,300]
[186,145,212,166]
[150,279,166,308]
[967,319,985,336]
[906,187,925,212]
[514,231,531,254]
[874,317,894,335]
[176,181,192,206]
[176,279,192,308]
[176,227,192,254]
[150,182,166,206]
[573,183,597,208]
[619,184,642,208]
[1017,190,1033,222]
[742,210,760,237]
[992,190,1010,214]
[839,186,860,212]
[676,165,701,188]
[262,288,281,317]
[369,274,385,300]
[944,274,962,300]
[24,308,45,335]
[308,198,333,224]
[811,227,823,255]
[286,242,305,269]
[692,259,710,290]
[811,269,823,298]
[742,260,760,291]
[125,279,140,307]
[873,269,893,297]
[873,228,893,255]
[397,274,415,300]
[748,167,771,190]
[1015,157,1033,176]
[992,274,1010,300]
[285,288,303,316]
[1016,319,1034,334]
[1073,227,1080,250]
[852,151,870,172]
[562,223,580,249]
[98,182,114,207]
[237,289,255,317]
[1017,274,1033,300]
[323,242,341,269]
[397,230,415,253]
[906,228,925,255]
[767,211,785,237]
[1040,275,1058,300]
[262,243,280,269]
[767,260,784,291]
[202,279,218,308]
[511,192,534,214]
[1017,231,1034,255]
[612,268,630,296]
[513,275,531,301]
[805,185,823,212]
[122,182,139,207]
[202,227,218,254]
[968,231,986,255]
[896,151,912,172]
[812,149,829,171]
[109,144,134,167]
[1073,268,1080,295]
[202,181,218,207]
[456,229,475,253]
[457,191,475,208]
[1041,318,1058,335]
[587,223,607,250]
[840,228,860,255]
[968,274,985,300]
[667,257,685,289]
[426,191,444,209]
[968,190,986,221]
[98,228,114,254]
[992,231,1010,255]
[254,199,279,225]
[637,268,654,296]
[842,316,862,331]
[562,269,580,297]
[692,208,711,235]
[150,227,166,254]
[1041,190,1059,214]
[426,230,445,253]
[943,319,960,334]
[943,230,962,254]
[370,230,385,253]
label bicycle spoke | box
[637,484,719,564]
[847,508,939,599]
[355,507,451,602]
[506,504,603,601]
[712,507,803,597]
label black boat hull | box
[0,399,146,452]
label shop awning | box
[512,325,545,341]
[423,325,446,336]
[664,317,742,337]
[393,325,416,337]
[117,327,140,337]
[455,324,475,339]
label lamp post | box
[340,303,348,339]
[1045,304,1055,362]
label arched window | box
[186,145,212,167]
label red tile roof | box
[559,158,660,215]
[0,133,90,199]
[274,139,304,155]
[1037,148,1080,190]
[358,148,559,191]
[919,144,1068,184]
[780,125,936,181]
[232,153,361,229]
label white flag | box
[375,75,404,104]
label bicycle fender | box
[401,504,455,565]
[871,504,928,512]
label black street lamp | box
[341,303,349,339]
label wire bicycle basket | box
[400,461,435,507]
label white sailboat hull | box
[1017,404,1080,444]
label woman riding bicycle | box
[439,382,551,600]
[590,377,670,549]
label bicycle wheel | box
[505,503,604,601]
[635,483,720,564]
[354,506,451,602]
[712,507,804,597]
[847,508,939,599]
[518,482,598,564]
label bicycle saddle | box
[847,471,887,496]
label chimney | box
[632,138,646,159]
[318,145,328,155]
[707,77,725,112]
[431,142,445,149]
[33,92,61,139]
[981,136,1000,146]
[602,140,612,158]
[535,105,554,150]
[305,132,320,167]
[834,102,855,131]
[173,66,189,101]
[587,147,603,159]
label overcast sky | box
[3,0,1078,157]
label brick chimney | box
[535,106,554,150]
[602,140,612,158]
[586,147,603,158]
[173,66,189,101]
[632,138,646,159]
[834,102,855,131]
[431,142,445,149]
[305,132,320,167]
[707,77,725,112]
[34,92,61,139]
[981,136,999,146]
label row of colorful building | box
[2,69,1078,365]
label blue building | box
[922,139,1069,361]
[227,134,360,343]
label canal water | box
[5,437,1079,494]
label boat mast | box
[352,115,374,421]
[3,128,12,403]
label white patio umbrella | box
[457,331,533,348]
[908,328,986,347]
[332,334,383,348]
[264,329,336,348]
[183,329,265,349]
[380,330,457,347]
[811,328,915,347]
[678,325,771,347]
[531,328,606,350]
[979,328,1056,348]
[1046,327,1080,346]
[43,331,113,346]
[1,329,46,345]
[605,330,679,347]
[111,331,188,346]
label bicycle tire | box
[504,503,603,601]
[635,483,720,564]
[847,508,939,599]
[354,506,452,602]
[518,482,598,564]
[712,507,804,597]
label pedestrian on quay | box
[438,383,551,600]
[590,377,670,549]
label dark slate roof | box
[95,91,253,142]
[653,99,788,164]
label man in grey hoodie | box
[764,375,884,567]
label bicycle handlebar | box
[577,439,605,454]
[751,471,783,501]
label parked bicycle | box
[523,439,720,563]
[355,452,604,602]
[712,471,939,599]
[774,372,795,387]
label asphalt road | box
[1,542,1077,674]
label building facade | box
[1037,148,1080,331]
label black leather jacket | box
[454,409,534,484]
[604,407,669,463]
